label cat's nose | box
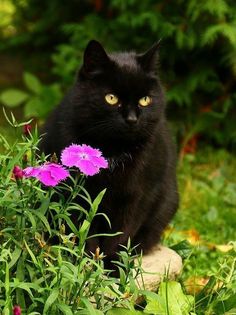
[126,111,138,125]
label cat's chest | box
[86,154,143,195]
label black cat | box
[40,40,178,264]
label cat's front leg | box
[132,196,178,254]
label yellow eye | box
[139,96,152,107]
[105,94,119,105]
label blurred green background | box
[0,0,236,153]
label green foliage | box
[1,0,236,147]
[176,149,236,244]
[0,89,29,107]
[47,0,236,148]
[0,72,62,120]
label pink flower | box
[23,166,40,177]
[23,123,32,136]
[61,144,108,176]
[23,163,69,186]
[13,305,21,315]
[13,165,24,180]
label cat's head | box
[72,40,165,154]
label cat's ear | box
[137,41,161,73]
[80,40,110,78]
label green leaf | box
[80,297,99,315]
[24,240,39,267]
[33,210,51,235]
[170,240,192,259]
[214,293,236,314]
[107,309,142,315]
[75,310,104,315]
[195,276,217,309]
[4,261,10,299]
[144,281,194,315]
[51,246,80,258]
[43,289,59,314]
[56,303,73,315]
[79,219,90,236]
[118,266,126,286]
[89,189,106,220]
[24,97,43,118]
[25,209,37,232]
[0,89,29,107]
[12,282,39,298]
[23,72,42,94]
[37,197,50,216]
[54,213,78,235]
[8,246,22,269]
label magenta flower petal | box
[80,144,102,157]
[23,166,40,177]
[61,143,108,176]
[37,163,69,186]
[61,144,80,167]
[23,163,69,186]
[90,156,108,168]
[77,159,99,176]
[37,170,59,186]
[49,164,69,180]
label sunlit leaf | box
[107,308,142,315]
[23,72,42,94]
[43,289,59,314]
[144,281,194,315]
[0,89,29,107]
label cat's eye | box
[105,94,119,106]
[139,96,152,107]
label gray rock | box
[135,245,183,291]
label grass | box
[177,147,236,243]
[164,146,236,298]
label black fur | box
[40,40,178,262]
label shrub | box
[0,72,62,121]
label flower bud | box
[23,124,32,136]
[13,165,23,180]
[50,152,58,164]
[13,305,21,315]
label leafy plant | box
[0,72,62,120]
[0,112,141,314]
